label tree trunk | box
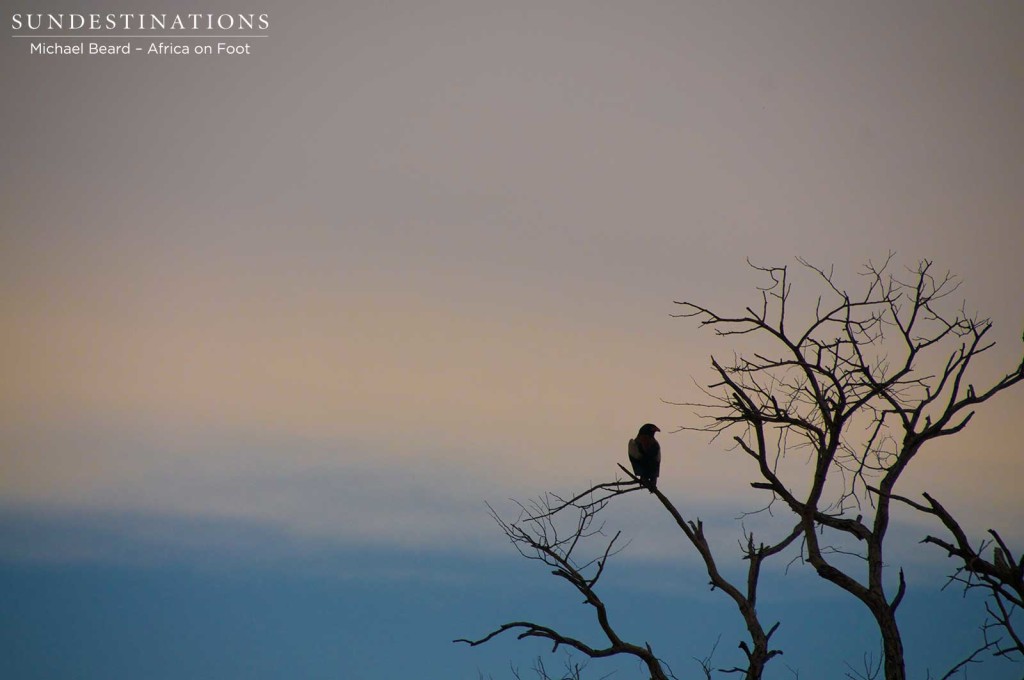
[873,605,906,680]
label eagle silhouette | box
[628,423,661,490]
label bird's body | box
[628,423,661,489]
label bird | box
[628,423,661,490]
[993,547,1011,577]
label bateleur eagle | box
[628,423,661,489]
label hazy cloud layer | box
[3,1,1022,564]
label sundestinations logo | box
[10,11,270,57]
[11,13,270,31]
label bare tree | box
[459,257,1022,680]
[455,471,800,680]
[888,491,1023,665]
[674,256,1024,680]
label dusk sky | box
[3,2,1023,678]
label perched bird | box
[993,547,1010,577]
[628,423,661,490]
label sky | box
[2,2,1023,678]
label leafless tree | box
[459,257,1022,680]
[673,256,1024,680]
[887,491,1023,666]
[455,471,800,680]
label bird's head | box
[639,423,660,436]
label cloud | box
[2,0,1022,577]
